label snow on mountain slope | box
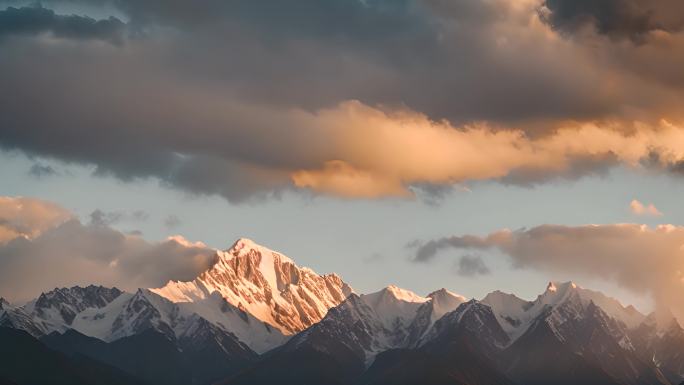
[494,281,669,384]
[537,282,645,328]
[420,299,511,356]
[0,285,125,338]
[43,288,182,342]
[481,290,531,338]
[426,288,467,321]
[284,285,465,365]
[20,285,124,334]
[174,292,287,352]
[404,288,467,346]
[512,295,669,385]
[68,291,136,340]
[68,288,285,353]
[152,238,353,334]
[483,281,646,342]
[360,286,428,331]
[0,299,46,337]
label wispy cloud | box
[28,163,57,178]
[163,214,182,229]
[630,199,663,217]
[89,209,150,227]
[454,254,491,277]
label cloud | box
[89,209,150,227]
[362,252,385,264]
[412,224,684,320]
[541,0,684,40]
[131,210,150,221]
[454,254,491,277]
[291,110,684,197]
[0,5,126,43]
[163,214,181,229]
[0,0,684,201]
[28,163,57,178]
[629,199,663,216]
[0,196,216,302]
[89,209,122,227]
[0,196,72,243]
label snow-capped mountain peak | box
[539,281,577,304]
[366,285,428,304]
[152,238,353,334]
[229,237,294,264]
[420,299,511,353]
[360,286,427,330]
[481,290,531,337]
[482,281,646,344]
[546,280,576,292]
[428,287,465,301]
[482,290,528,309]
[285,285,446,365]
[426,288,467,321]
[535,281,645,328]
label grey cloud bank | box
[1,0,684,202]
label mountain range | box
[1,238,683,385]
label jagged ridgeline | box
[2,239,683,385]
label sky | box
[1,0,683,320]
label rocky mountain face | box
[224,285,468,385]
[1,296,47,337]
[30,286,124,326]
[1,239,683,385]
[422,299,510,358]
[151,238,354,335]
[283,285,466,364]
[631,313,684,383]
[360,299,516,385]
[404,288,466,346]
[502,289,670,385]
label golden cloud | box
[288,102,684,198]
[0,196,72,243]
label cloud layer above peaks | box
[1,0,684,201]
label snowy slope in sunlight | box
[152,238,353,334]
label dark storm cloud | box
[0,5,126,42]
[1,0,684,200]
[542,0,684,39]
[0,0,618,123]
